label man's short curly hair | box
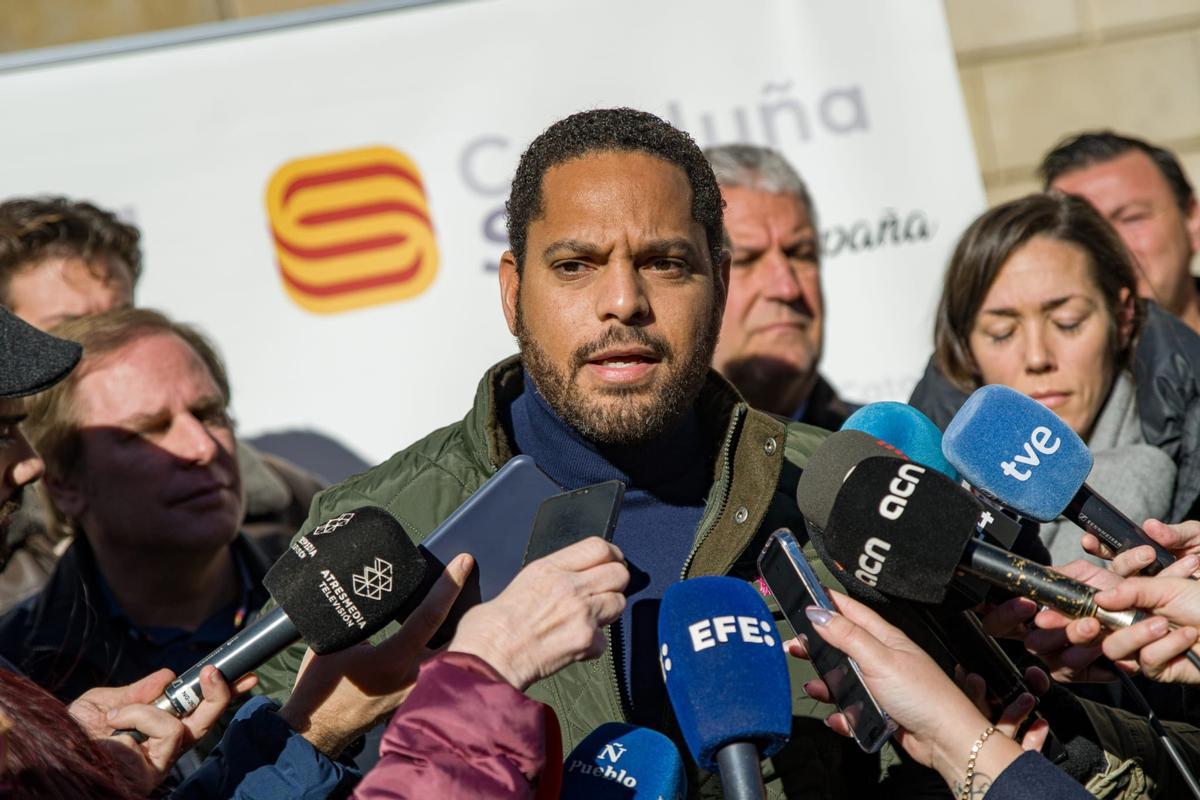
[505,108,725,272]
[0,197,142,304]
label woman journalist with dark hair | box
[911,192,1200,566]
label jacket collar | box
[464,355,788,577]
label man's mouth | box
[582,348,662,384]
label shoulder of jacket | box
[299,418,489,538]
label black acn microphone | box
[126,507,432,732]
[823,458,1186,642]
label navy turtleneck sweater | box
[507,371,713,724]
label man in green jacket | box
[255,107,898,798]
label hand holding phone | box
[757,527,897,753]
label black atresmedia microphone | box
[130,507,431,730]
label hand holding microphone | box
[1085,519,1200,578]
[1034,575,1200,685]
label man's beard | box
[515,301,722,447]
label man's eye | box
[554,261,589,275]
[201,409,232,428]
[648,258,687,273]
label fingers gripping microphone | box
[659,577,791,800]
[152,507,431,718]
[560,722,687,799]
[943,384,1176,574]
[824,457,1144,630]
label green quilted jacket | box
[254,355,903,797]
[252,356,1179,797]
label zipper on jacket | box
[604,619,632,719]
[680,405,743,579]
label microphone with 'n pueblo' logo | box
[560,722,686,799]
[658,577,791,800]
[132,507,432,729]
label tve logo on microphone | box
[1000,426,1061,482]
[265,145,439,314]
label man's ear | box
[499,250,521,336]
[42,472,86,520]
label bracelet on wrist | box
[961,724,997,800]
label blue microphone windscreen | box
[942,385,1092,522]
[658,576,791,771]
[842,401,959,481]
[561,722,686,799]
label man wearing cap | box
[0,307,80,661]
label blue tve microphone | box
[560,722,686,799]
[843,401,1022,550]
[943,384,1175,574]
[842,401,959,480]
[659,577,791,800]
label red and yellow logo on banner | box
[265,146,438,314]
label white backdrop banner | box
[0,0,985,464]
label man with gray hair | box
[706,144,854,428]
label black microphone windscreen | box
[264,507,432,654]
[824,457,981,604]
[796,430,913,529]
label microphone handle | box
[1064,483,1173,576]
[112,607,299,744]
[715,742,767,800]
[959,539,1144,630]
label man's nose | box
[759,249,803,302]
[595,262,651,323]
[169,414,221,465]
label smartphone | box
[757,527,898,753]
[420,455,561,642]
[523,480,625,565]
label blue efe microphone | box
[561,722,686,799]
[842,402,959,480]
[943,384,1175,574]
[659,576,791,800]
